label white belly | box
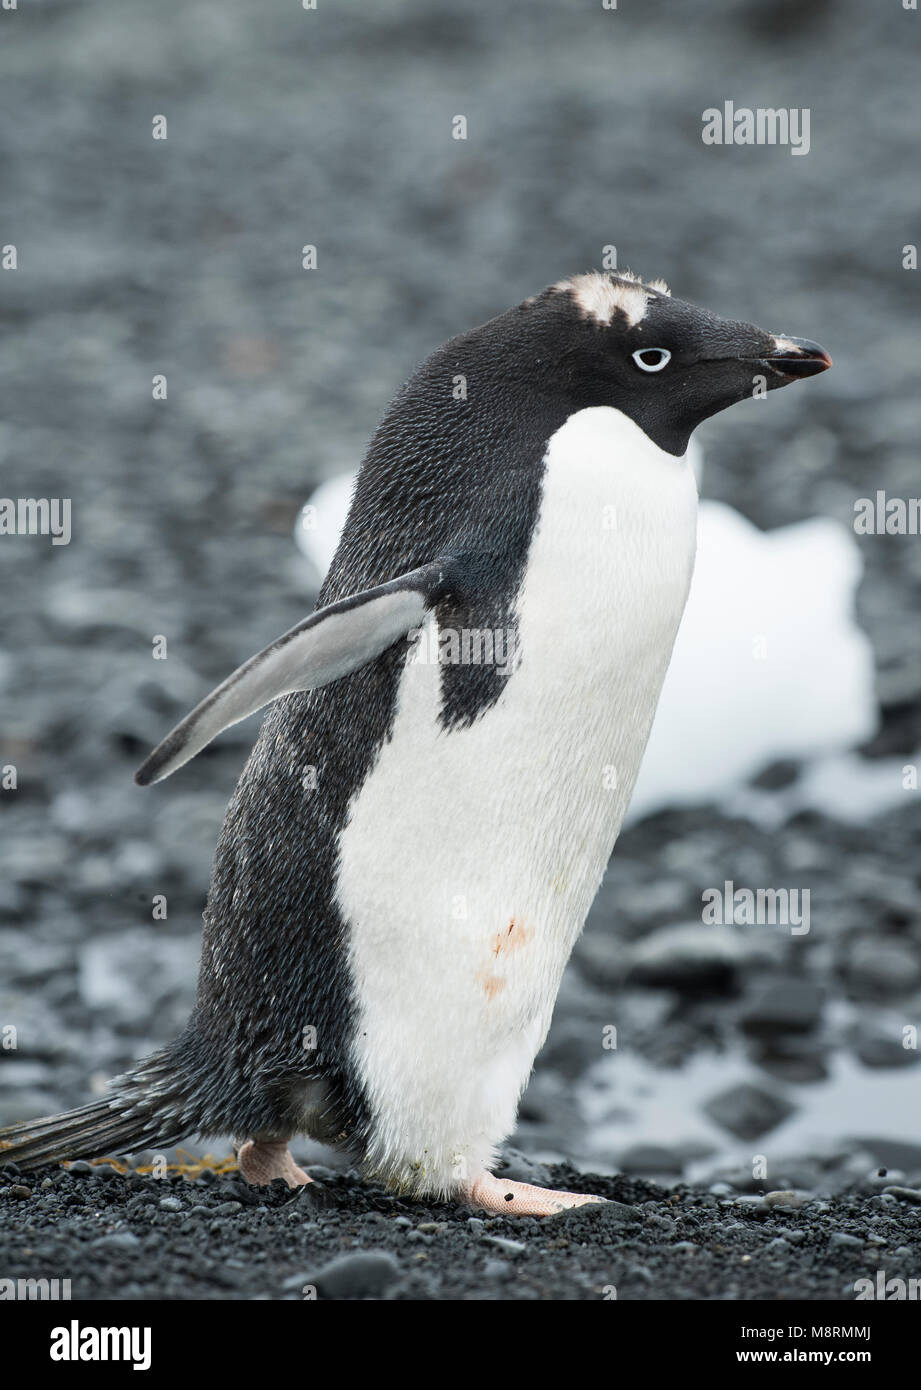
[335,406,698,1193]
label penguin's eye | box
[632,348,671,373]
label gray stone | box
[305,1250,401,1299]
[617,1144,685,1176]
[482,1235,527,1256]
[626,923,780,991]
[857,1139,921,1171]
[828,1232,864,1249]
[762,1190,805,1210]
[847,939,921,996]
[703,1083,796,1140]
[89,1231,142,1252]
[852,1027,921,1069]
[739,978,824,1036]
[558,1200,638,1228]
[495,1146,556,1188]
[882,1186,921,1205]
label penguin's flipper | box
[134,558,460,786]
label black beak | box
[760,336,833,380]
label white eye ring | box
[632,347,671,372]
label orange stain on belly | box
[478,918,530,999]
[492,917,530,957]
[477,971,507,1000]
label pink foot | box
[463,1171,607,1217]
[235,1139,313,1188]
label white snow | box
[629,497,877,820]
[294,472,356,577]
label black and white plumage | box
[0,272,831,1213]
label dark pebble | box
[739,979,825,1036]
[303,1250,401,1300]
[703,1082,796,1141]
[89,1231,142,1252]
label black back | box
[181,294,590,1146]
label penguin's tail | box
[0,1045,202,1172]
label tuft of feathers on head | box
[546,270,671,327]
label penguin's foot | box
[235,1139,313,1188]
[462,1171,607,1217]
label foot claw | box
[462,1172,606,1217]
[235,1139,313,1188]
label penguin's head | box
[524,271,832,456]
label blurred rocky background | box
[1,0,920,1204]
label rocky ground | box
[1,0,920,1300]
[1,1151,920,1302]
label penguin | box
[0,272,831,1215]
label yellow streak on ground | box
[61,1149,240,1179]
